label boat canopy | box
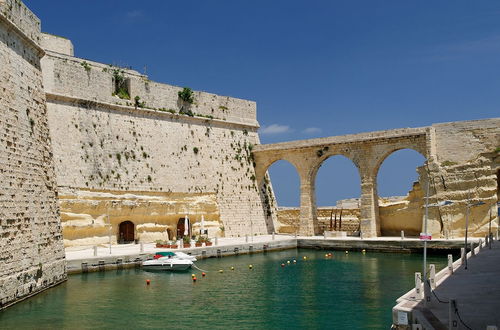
[155,252,176,257]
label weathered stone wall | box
[0,0,66,309]
[40,40,273,245]
[40,33,73,56]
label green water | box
[0,249,448,329]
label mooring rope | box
[192,263,210,272]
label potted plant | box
[205,237,213,246]
[183,236,190,247]
[156,240,169,248]
[195,236,203,247]
[169,240,178,249]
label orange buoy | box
[202,272,206,277]
[192,277,197,282]
[281,263,285,267]
[146,279,151,285]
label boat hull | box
[142,259,192,272]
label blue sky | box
[26,1,500,206]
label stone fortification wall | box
[40,33,73,56]
[41,39,272,244]
[42,51,257,127]
[0,0,66,309]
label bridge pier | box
[360,177,381,237]
[298,180,319,236]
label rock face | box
[59,188,222,246]
[0,0,66,309]
[40,34,275,245]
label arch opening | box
[266,160,300,234]
[376,149,426,237]
[118,221,135,243]
[315,155,361,235]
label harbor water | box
[0,249,448,329]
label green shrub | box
[178,87,194,104]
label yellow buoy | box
[230,266,234,270]
[362,249,366,254]
[219,269,224,273]
[249,264,253,269]
[293,259,297,263]
[191,273,196,277]
[303,256,307,260]
[287,260,290,264]
[345,250,349,254]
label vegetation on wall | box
[80,61,91,72]
[112,68,130,100]
[178,87,194,104]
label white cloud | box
[302,127,322,134]
[260,124,291,135]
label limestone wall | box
[40,33,73,56]
[0,0,66,309]
[432,118,500,164]
[40,40,273,244]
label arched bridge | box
[253,126,432,237]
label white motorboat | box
[142,252,195,271]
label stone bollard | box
[140,242,144,253]
[93,246,98,256]
[323,232,326,239]
[272,232,275,240]
[445,230,449,240]
[471,242,475,256]
[401,230,404,240]
[294,232,297,238]
[496,231,499,241]
[429,264,436,290]
[448,254,454,274]
[415,272,423,299]
[215,237,218,246]
[479,239,483,251]
[461,248,465,264]
[245,235,248,243]
[449,299,458,329]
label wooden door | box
[119,221,134,242]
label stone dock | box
[392,237,500,329]
[65,235,474,274]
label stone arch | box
[254,154,302,186]
[311,151,362,188]
[371,146,427,181]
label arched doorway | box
[177,217,191,239]
[119,221,135,243]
